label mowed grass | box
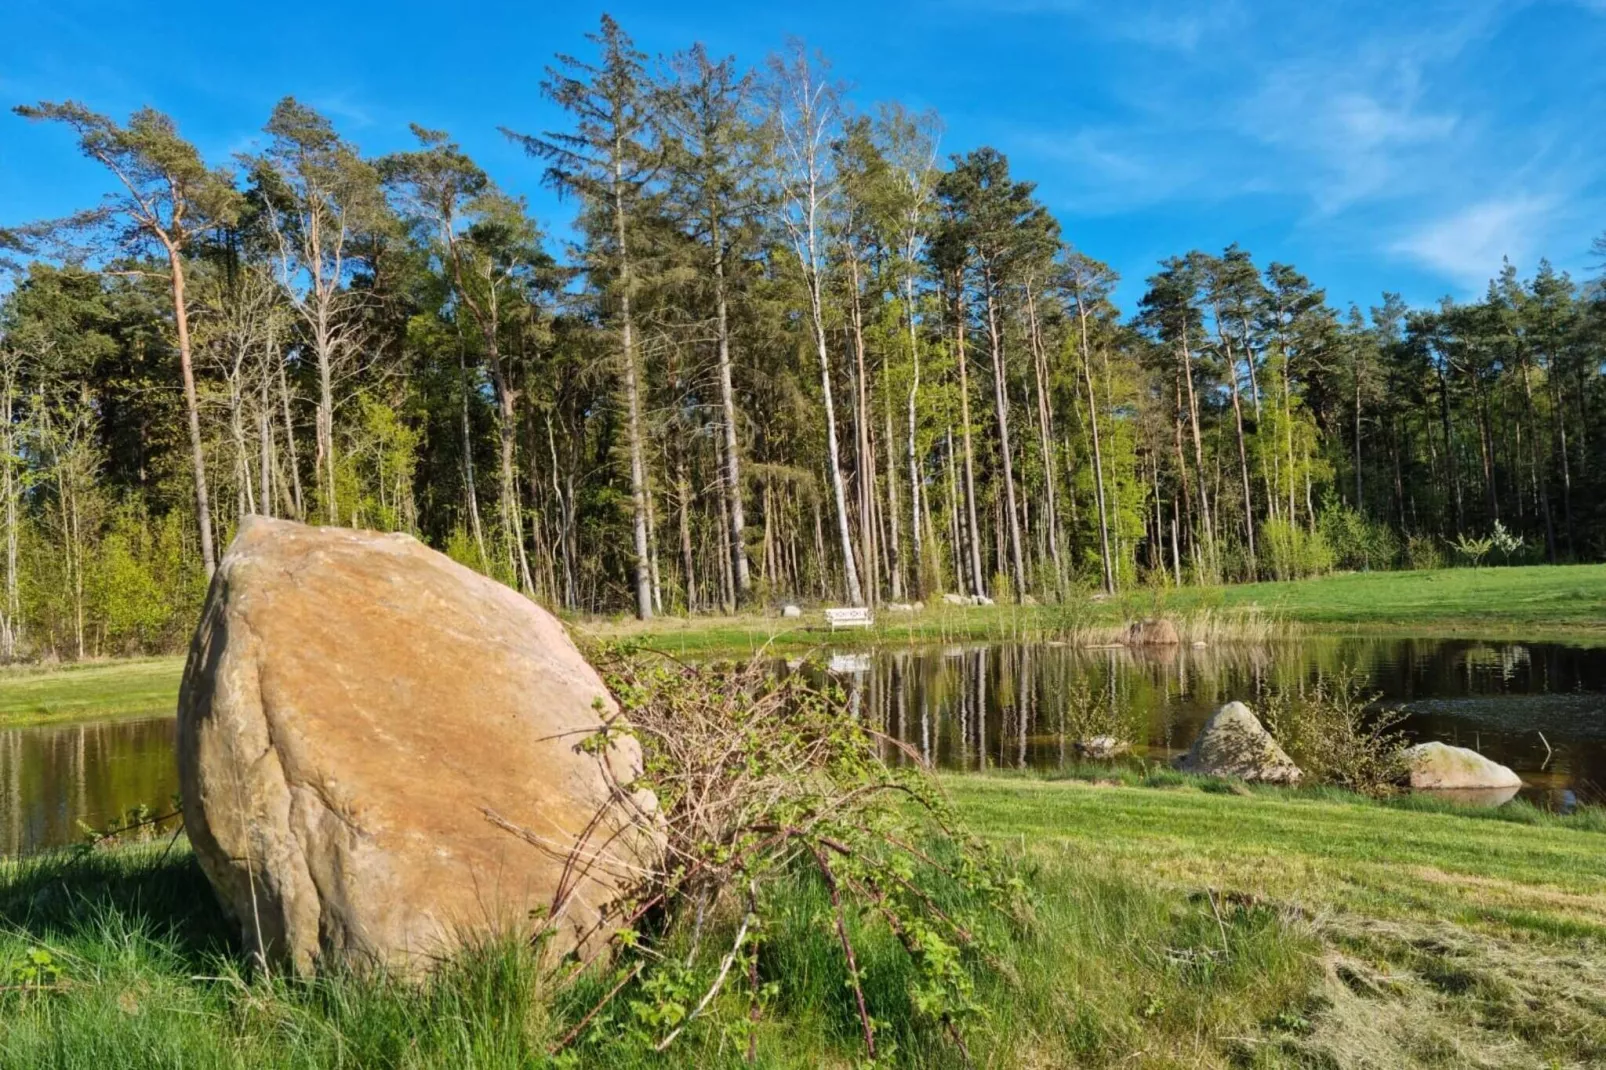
[3,778,1603,1068]
[0,657,184,727]
[1174,562,1606,637]
[581,563,1606,654]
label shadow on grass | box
[0,839,234,962]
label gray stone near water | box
[1073,736,1130,760]
[1405,742,1521,790]
[1174,701,1302,783]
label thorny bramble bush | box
[531,645,1031,1065]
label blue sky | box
[2,0,1603,312]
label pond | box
[3,636,1604,855]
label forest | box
[2,15,1604,660]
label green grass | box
[0,658,184,727]
[4,777,1602,1068]
[581,563,1606,655]
[1166,562,1606,638]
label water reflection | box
[826,638,1606,808]
[0,717,178,856]
[3,637,1604,855]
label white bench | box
[824,606,874,631]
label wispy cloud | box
[1391,195,1556,288]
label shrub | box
[1062,675,1140,751]
[517,650,1028,1064]
[1259,518,1335,581]
[1405,534,1445,571]
[1317,497,1400,572]
[1260,671,1409,796]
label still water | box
[4,637,1604,855]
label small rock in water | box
[781,604,803,618]
[1073,736,1130,760]
[1174,701,1301,783]
[1405,742,1521,790]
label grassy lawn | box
[580,562,1606,653]
[2,777,1602,1068]
[1176,563,1606,637]
[0,658,185,727]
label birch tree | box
[249,97,391,525]
[764,43,863,605]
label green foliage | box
[1260,670,1409,796]
[1259,517,1335,581]
[567,650,1030,1063]
[1452,531,1494,568]
[1404,534,1446,571]
[1317,496,1400,571]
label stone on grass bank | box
[177,517,660,977]
[1124,618,1180,646]
[1174,701,1302,783]
[1405,742,1521,791]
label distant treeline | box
[1,16,1603,659]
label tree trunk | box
[848,256,878,603]
[983,273,1026,601]
[168,246,216,578]
[1178,329,1215,578]
[615,172,655,620]
[1024,282,1063,593]
[711,226,750,599]
[1074,299,1116,594]
[904,277,924,598]
[953,287,984,596]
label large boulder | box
[1405,742,1521,791]
[1125,618,1180,646]
[177,518,659,976]
[1175,702,1301,783]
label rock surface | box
[1405,742,1521,791]
[1073,736,1130,759]
[177,518,659,976]
[1125,618,1180,646]
[1174,702,1302,783]
[781,604,803,618]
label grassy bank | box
[4,563,1603,726]
[3,776,1602,1068]
[582,563,1606,654]
[0,658,185,727]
